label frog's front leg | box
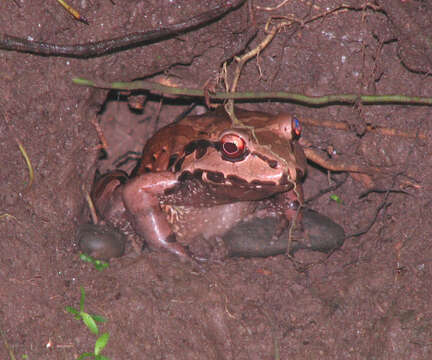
[268,187,304,253]
[122,172,194,262]
[283,186,303,223]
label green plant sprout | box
[65,286,107,335]
[66,287,111,359]
[80,253,109,271]
[330,194,342,204]
[77,332,110,360]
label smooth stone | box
[223,208,345,257]
[77,223,126,260]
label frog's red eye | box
[220,133,246,159]
[292,117,301,138]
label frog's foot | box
[154,233,207,264]
[223,208,345,257]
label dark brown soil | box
[1,1,431,359]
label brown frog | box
[83,107,308,262]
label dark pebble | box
[77,223,126,260]
[223,208,345,257]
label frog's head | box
[173,111,307,200]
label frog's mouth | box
[175,169,295,202]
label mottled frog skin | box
[91,107,307,262]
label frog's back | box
[137,108,226,174]
[137,107,276,174]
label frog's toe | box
[77,223,126,260]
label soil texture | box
[1,1,431,359]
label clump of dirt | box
[1,1,431,359]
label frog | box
[81,106,309,262]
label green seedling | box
[80,253,109,271]
[330,194,342,204]
[65,286,107,335]
[77,332,111,360]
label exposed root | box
[300,116,427,140]
[90,115,109,153]
[302,146,380,175]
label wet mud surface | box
[1,1,431,359]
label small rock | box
[77,223,126,260]
[223,208,345,258]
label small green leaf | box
[96,355,111,360]
[80,253,93,263]
[80,254,109,271]
[65,306,80,317]
[80,286,86,312]
[82,312,99,334]
[93,260,109,271]
[77,352,95,360]
[94,333,110,356]
[91,314,107,323]
[330,194,342,203]
[73,77,95,86]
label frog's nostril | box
[296,168,304,179]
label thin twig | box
[84,191,99,225]
[0,326,16,360]
[57,0,89,25]
[346,172,403,238]
[305,173,348,204]
[224,18,290,125]
[256,0,291,11]
[1,110,35,192]
[0,214,17,221]
[0,0,246,58]
[15,138,34,191]
[359,187,410,198]
[11,0,21,8]
[346,198,391,238]
[90,115,109,152]
[302,147,380,174]
[72,77,432,106]
[300,116,427,140]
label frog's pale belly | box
[162,202,257,242]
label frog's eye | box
[220,133,246,159]
[292,117,301,138]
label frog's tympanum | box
[87,107,308,262]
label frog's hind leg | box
[91,170,129,222]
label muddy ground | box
[1,0,431,359]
